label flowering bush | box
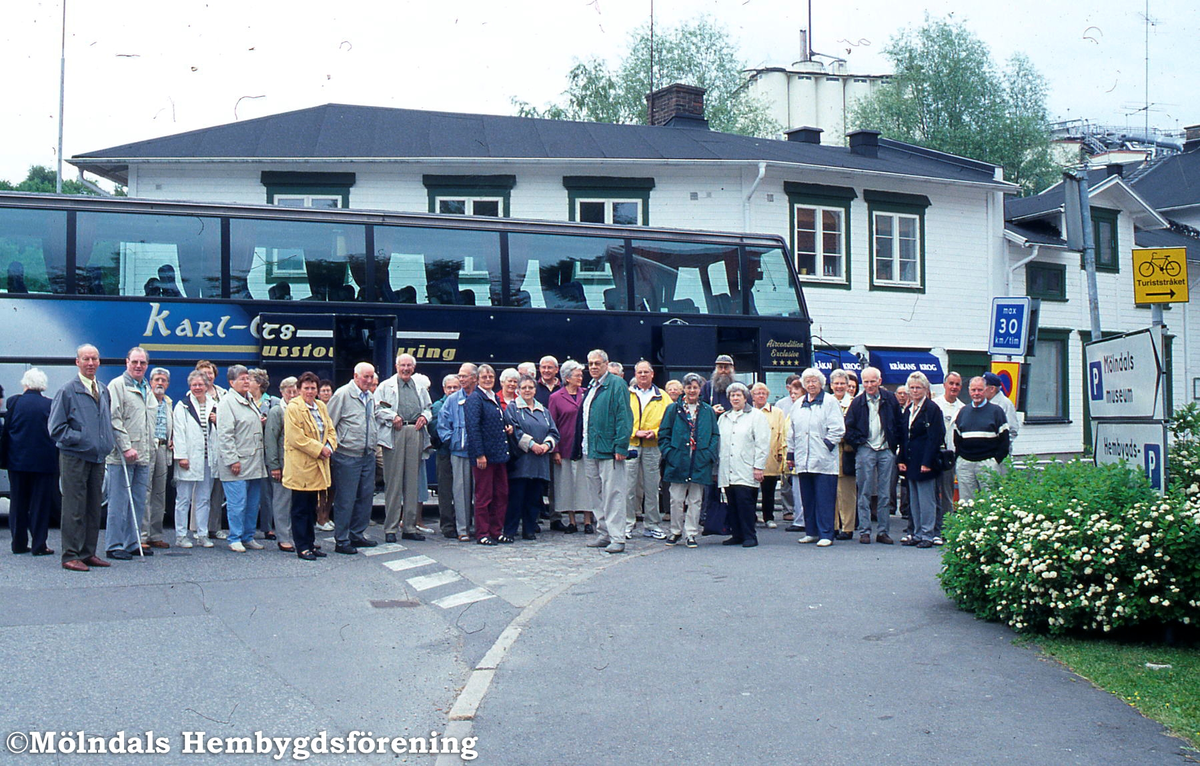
[939,458,1200,635]
[1168,402,1200,497]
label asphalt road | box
[0,518,1191,765]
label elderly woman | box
[549,359,593,534]
[497,367,521,410]
[788,367,845,547]
[501,376,560,542]
[284,372,338,561]
[845,371,860,397]
[898,372,945,549]
[717,382,770,548]
[829,369,857,540]
[173,370,218,548]
[658,372,718,549]
[216,364,268,552]
[264,376,299,552]
[3,368,59,556]
[247,368,278,539]
[664,379,683,403]
[465,364,510,545]
[751,382,788,530]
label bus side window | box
[75,211,220,298]
[632,241,741,315]
[375,226,501,307]
[746,247,803,317]
[0,207,67,295]
[507,233,626,310]
[229,219,365,302]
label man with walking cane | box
[104,347,156,561]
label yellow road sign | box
[1132,247,1189,304]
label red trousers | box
[472,462,509,539]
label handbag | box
[700,484,731,536]
[937,447,956,472]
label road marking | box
[383,555,436,572]
[407,571,462,591]
[432,588,496,609]
[362,543,407,556]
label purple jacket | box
[548,387,584,461]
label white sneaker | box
[766,521,778,529]
[644,528,667,540]
[625,526,636,538]
[199,537,214,548]
[798,535,820,544]
[244,539,264,550]
[229,541,246,552]
[216,530,229,539]
[316,521,335,532]
[416,525,435,535]
[816,538,833,547]
[178,537,194,548]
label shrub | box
[1168,402,1200,498]
[939,458,1200,635]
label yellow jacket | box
[759,403,789,476]
[282,397,338,492]
[629,385,668,448]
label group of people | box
[1,343,1017,571]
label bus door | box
[659,322,760,382]
[334,315,395,384]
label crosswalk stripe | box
[407,570,462,591]
[383,555,436,572]
[432,588,496,609]
[362,543,407,556]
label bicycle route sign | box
[1132,247,1189,304]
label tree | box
[0,165,125,196]
[514,17,778,138]
[850,17,1058,194]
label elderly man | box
[932,371,964,544]
[142,367,174,550]
[626,360,667,539]
[954,376,1011,503]
[583,349,634,554]
[374,353,432,543]
[983,371,1021,449]
[844,366,901,545]
[104,347,156,561]
[264,376,299,551]
[535,355,560,406]
[327,362,380,553]
[50,345,116,571]
[429,373,462,538]
[701,354,736,415]
[438,363,478,540]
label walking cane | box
[122,458,146,559]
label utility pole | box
[1065,171,1102,340]
[57,0,67,194]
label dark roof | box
[1135,226,1200,263]
[1006,221,1065,247]
[70,103,1007,188]
[1127,149,1200,212]
[1005,185,1064,221]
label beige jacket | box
[106,372,156,466]
[215,389,266,481]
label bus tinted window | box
[0,207,67,294]
[631,240,741,315]
[507,233,627,310]
[746,247,804,317]
[375,226,501,306]
[229,218,367,301]
[76,211,221,298]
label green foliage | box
[939,458,1200,635]
[514,17,779,138]
[1169,402,1200,498]
[851,16,1059,194]
[0,165,100,196]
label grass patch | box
[1030,637,1200,750]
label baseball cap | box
[714,354,734,365]
[982,372,1003,387]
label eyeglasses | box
[129,360,148,366]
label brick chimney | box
[647,83,709,129]
[1185,124,1200,154]
[848,129,880,159]
[786,126,823,144]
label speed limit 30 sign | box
[989,297,1032,356]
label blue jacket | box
[4,391,58,473]
[49,377,115,463]
[584,372,633,460]
[844,389,902,451]
[898,398,946,481]
[465,389,510,464]
[504,398,559,481]
[658,401,719,485]
[437,389,471,458]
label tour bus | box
[0,191,812,408]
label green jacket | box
[584,372,634,460]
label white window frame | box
[273,194,343,209]
[872,210,922,287]
[435,197,504,217]
[793,203,847,283]
[575,198,644,226]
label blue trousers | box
[795,472,837,541]
[504,477,545,537]
[105,462,149,553]
[223,478,261,545]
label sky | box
[1,0,1196,185]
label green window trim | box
[423,175,516,217]
[1086,207,1119,273]
[262,172,356,209]
[1024,327,1072,425]
[867,196,927,293]
[1025,261,1068,302]
[786,184,854,290]
[563,177,654,226]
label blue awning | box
[869,350,944,385]
[813,350,863,375]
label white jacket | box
[718,406,770,488]
[787,391,845,475]
[172,393,217,481]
